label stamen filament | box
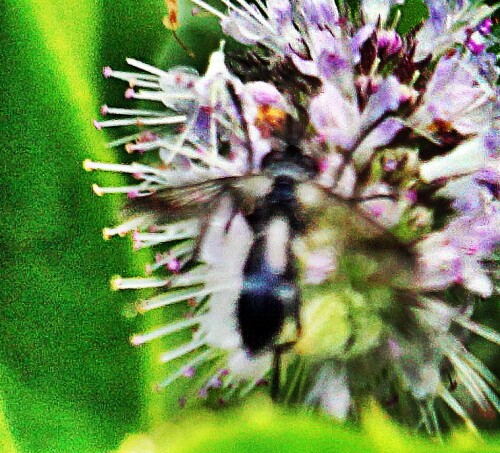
[439,387,479,435]
[130,90,196,101]
[105,69,159,83]
[83,160,137,173]
[133,231,197,246]
[103,217,147,239]
[455,317,500,345]
[190,0,226,20]
[231,0,275,32]
[102,107,166,117]
[93,184,150,196]
[137,286,209,312]
[126,58,169,77]
[156,350,214,390]
[128,80,161,89]
[159,339,205,363]
[131,316,201,345]
[95,115,186,128]
[448,352,489,409]
[111,276,170,290]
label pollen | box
[163,0,179,30]
[255,105,287,138]
[92,184,105,196]
[82,159,94,171]
[428,118,454,135]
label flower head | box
[87,0,500,434]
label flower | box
[86,0,500,434]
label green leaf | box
[116,399,500,453]
[1,0,224,449]
[0,0,149,450]
[116,398,372,453]
[397,0,429,35]
[0,389,18,453]
[0,364,122,453]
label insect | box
[132,81,412,400]
[232,136,319,398]
[136,115,317,398]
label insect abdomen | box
[237,285,285,354]
[237,213,300,354]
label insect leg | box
[184,210,213,269]
[271,341,296,401]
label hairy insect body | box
[236,148,314,355]
[238,180,301,354]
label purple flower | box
[478,18,493,35]
[88,0,500,433]
[309,82,360,150]
[415,0,495,61]
[411,53,495,138]
[302,0,339,27]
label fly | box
[130,81,405,400]
[235,140,319,398]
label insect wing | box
[128,174,272,223]
[294,181,415,289]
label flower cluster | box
[86,0,500,434]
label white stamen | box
[169,271,207,288]
[111,276,170,290]
[439,387,478,434]
[190,0,227,20]
[163,114,200,165]
[447,352,489,410]
[126,58,169,77]
[131,316,201,345]
[131,90,196,101]
[103,217,147,239]
[461,350,499,389]
[147,241,194,272]
[133,230,197,246]
[156,350,214,390]
[128,79,161,89]
[253,0,267,15]
[159,339,205,363]
[125,141,160,153]
[102,107,166,117]
[455,353,500,412]
[230,0,275,33]
[455,317,500,345]
[160,141,238,173]
[106,69,159,82]
[95,115,186,128]
[137,286,209,312]
[107,132,146,148]
[92,184,150,196]
[83,160,135,173]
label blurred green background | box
[1,1,221,451]
[0,1,498,452]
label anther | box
[92,184,105,196]
[102,66,113,78]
